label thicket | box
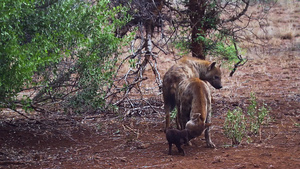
[0,0,129,114]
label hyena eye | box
[214,76,219,80]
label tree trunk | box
[188,0,207,60]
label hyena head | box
[204,62,222,89]
[186,114,211,138]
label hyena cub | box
[166,128,190,156]
[176,78,215,148]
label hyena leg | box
[180,115,188,130]
[176,105,181,129]
[168,143,172,155]
[165,99,176,130]
[176,115,180,129]
[180,106,190,130]
[175,144,185,156]
[205,126,215,148]
[178,108,188,130]
[205,109,215,148]
[165,105,171,130]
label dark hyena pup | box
[166,128,190,156]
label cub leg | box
[168,143,172,155]
[175,144,185,156]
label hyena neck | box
[190,61,209,79]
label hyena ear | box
[208,62,217,71]
[205,123,212,128]
[192,113,201,120]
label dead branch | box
[112,77,148,106]
[223,0,250,23]
[229,38,248,77]
[9,108,35,121]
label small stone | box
[212,156,222,164]
[137,143,150,149]
[119,157,127,162]
[253,163,260,168]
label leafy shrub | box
[0,0,130,113]
[223,107,247,145]
[247,93,271,135]
[172,40,191,56]
[172,30,245,69]
[223,93,271,145]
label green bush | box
[223,107,247,145]
[247,93,271,135]
[223,93,271,145]
[0,0,130,113]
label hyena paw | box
[185,141,192,146]
[207,141,216,148]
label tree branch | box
[222,0,250,23]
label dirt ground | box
[1,2,300,169]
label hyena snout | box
[214,83,222,89]
[205,62,222,89]
[209,79,222,89]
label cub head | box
[186,114,212,138]
[204,62,222,89]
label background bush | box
[0,0,130,113]
[223,93,271,145]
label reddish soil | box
[1,2,300,169]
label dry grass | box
[274,25,296,40]
[240,0,300,50]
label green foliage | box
[129,59,137,68]
[196,34,244,65]
[172,29,244,67]
[171,0,243,63]
[170,108,177,120]
[171,26,191,56]
[0,0,55,101]
[0,0,130,113]
[223,107,247,145]
[247,92,271,135]
[173,40,191,56]
[223,93,271,145]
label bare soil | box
[1,3,300,169]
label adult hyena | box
[176,78,215,148]
[162,56,222,130]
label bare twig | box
[9,108,33,120]
[229,38,248,77]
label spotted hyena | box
[175,78,215,148]
[162,56,222,130]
